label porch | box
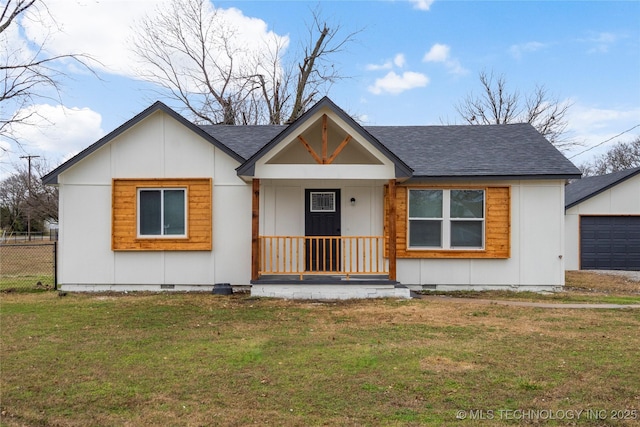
[243,104,404,299]
[249,179,399,284]
[257,235,390,280]
[250,234,409,299]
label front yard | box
[1,271,639,426]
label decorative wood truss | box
[297,114,352,164]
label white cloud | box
[2,104,104,165]
[569,104,640,132]
[366,53,406,71]
[564,103,640,164]
[584,32,619,54]
[21,0,161,77]
[509,41,547,59]
[409,0,435,11]
[423,43,450,62]
[368,71,429,95]
[0,139,10,155]
[423,43,468,76]
[366,61,393,71]
[445,60,468,76]
[22,0,288,83]
[393,53,406,68]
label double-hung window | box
[408,189,484,249]
[138,188,187,237]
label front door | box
[305,189,341,272]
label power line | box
[568,124,640,159]
[20,155,40,241]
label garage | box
[580,216,640,271]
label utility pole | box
[20,155,40,241]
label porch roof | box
[226,97,414,179]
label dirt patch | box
[420,356,477,373]
[566,270,640,295]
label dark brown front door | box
[305,189,341,272]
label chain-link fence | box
[0,243,56,291]
[0,230,58,243]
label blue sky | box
[1,0,639,178]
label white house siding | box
[564,175,640,270]
[57,111,251,291]
[260,179,385,237]
[259,179,386,276]
[397,180,567,291]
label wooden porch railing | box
[259,236,388,279]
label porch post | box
[251,178,260,281]
[388,179,397,281]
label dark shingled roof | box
[203,122,581,179]
[366,123,578,178]
[200,125,287,160]
[565,167,640,209]
[42,98,581,184]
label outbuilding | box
[565,167,640,271]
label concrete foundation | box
[250,283,411,300]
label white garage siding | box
[565,170,640,271]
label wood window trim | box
[112,178,212,251]
[385,184,510,259]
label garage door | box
[580,216,640,271]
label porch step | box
[250,281,411,300]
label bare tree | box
[286,15,354,124]
[580,136,640,176]
[455,70,575,150]
[0,0,95,146]
[131,0,358,125]
[0,158,58,233]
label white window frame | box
[408,189,485,250]
[137,187,188,238]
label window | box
[113,179,211,251]
[138,188,186,237]
[450,190,484,248]
[408,189,484,249]
[310,191,336,212]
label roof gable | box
[42,102,243,185]
[267,114,384,165]
[565,166,640,209]
[235,97,413,178]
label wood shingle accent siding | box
[385,185,510,259]
[112,178,212,251]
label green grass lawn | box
[1,273,639,426]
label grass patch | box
[0,243,56,291]
[1,285,639,426]
[421,271,640,305]
[1,271,638,424]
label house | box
[564,167,640,271]
[43,97,581,298]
